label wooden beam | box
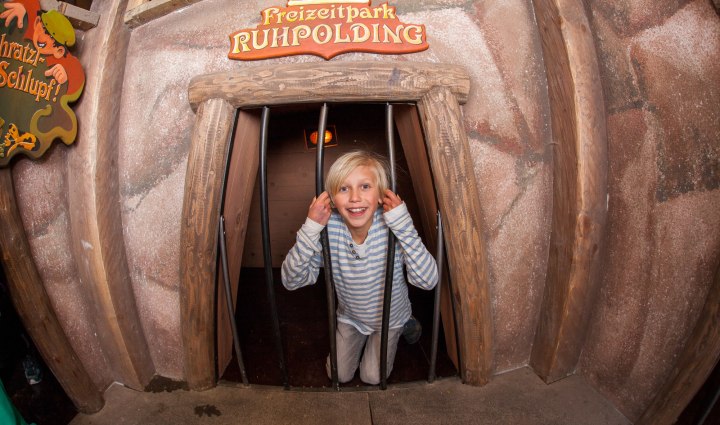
[417,87,493,386]
[65,0,154,390]
[40,0,100,30]
[180,98,236,390]
[188,61,470,111]
[0,169,103,413]
[636,263,720,425]
[394,104,459,370]
[124,0,203,29]
[529,0,608,383]
[217,110,261,376]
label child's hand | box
[382,189,403,212]
[308,191,331,225]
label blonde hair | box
[325,150,389,203]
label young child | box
[281,150,438,384]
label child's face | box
[333,165,381,240]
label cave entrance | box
[180,62,492,390]
[217,103,457,387]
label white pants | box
[326,321,403,384]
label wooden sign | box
[0,0,85,167]
[229,0,429,61]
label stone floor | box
[70,367,631,425]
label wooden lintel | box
[188,61,470,111]
[0,169,104,413]
[40,0,99,31]
[180,98,236,390]
[418,87,493,385]
[529,0,608,383]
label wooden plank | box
[394,104,459,370]
[124,0,203,29]
[636,264,720,425]
[64,0,155,390]
[180,98,235,390]
[188,62,470,111]
[0,169,104,413]
[217,110,261,376]
[529,0,608,383]
[417,87,493,386]
[40,0,100,30]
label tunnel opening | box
[217,103,458,388]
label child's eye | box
[362,184,371,190]
[338,186,348,192]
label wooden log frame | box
[0,169,104,413]
[181,61,493,388]
[529,0,608,383]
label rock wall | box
[578,0,720,420]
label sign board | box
[0,0,85,167]
[229,0,429,61]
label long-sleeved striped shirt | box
[281,203,438,335]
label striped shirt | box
[281,203,438,335]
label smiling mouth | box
[346,207,367,216]
[37,41,46,48]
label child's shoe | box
[402,316,422,344]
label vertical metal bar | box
[447,260,464,383]
[219,216,249,386]
[428,211,445,383]
[259,106,289,389]
[380,103,397,390]
[316,103,339,390]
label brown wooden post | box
[180,98,236,390]
[216,110,261,376]
[529,0,608,383]
[64,0,155,390]
[636,263,720,425]
[0,169,104,413]
[394,104,459,369]
[417,87,493,386]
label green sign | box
[0,0,85,167]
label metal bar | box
[380,103,397,390]
[259,106,289,388]
[428,211,444,383]
[219,216,249,386]
[316,103,339,390]
[447,257,464,383]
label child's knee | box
[327,355,356,383]
[359,367,381,385]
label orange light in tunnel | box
[304,125,338,150]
